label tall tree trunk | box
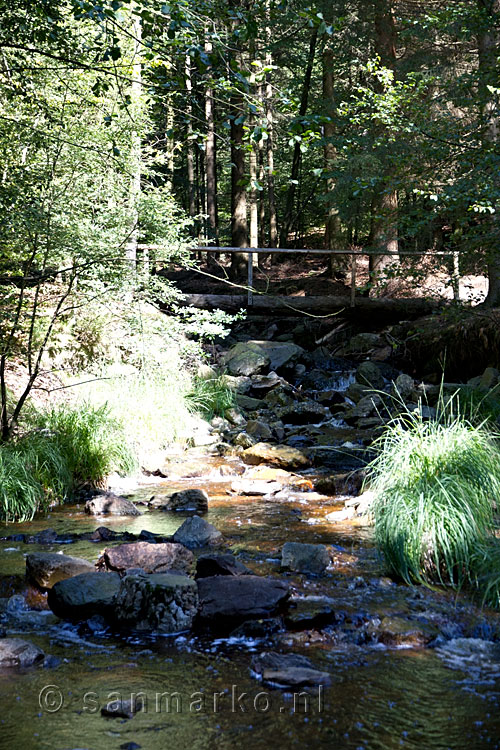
[229,2,248,280]
[126,13,142,270]
[205,36,219,247]
[279,26,318,248]
[230,97,249,279]
[478,0,500,306]
[185,55,196,232]
[322,47,343,277]
[165,102,175,193]
[265,0,278,248]
[249,41,259,258]
[258,139,266,248]
[369,0,400,291]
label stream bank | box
[1,320,500,750]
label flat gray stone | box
[281,542,330,576]
[197,575,289,630]
[230,479,282,496]
[0,638,45,668]
[252,651,330,687]
[241,443,311,470]
[85,493,141,517]
[173,516,223,549]
[26,552,94,589]
[195,553,252,579]
[97,541,194,575]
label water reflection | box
[1,472,500,749]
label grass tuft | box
[366,404,500,587]
[34,402,136,487]
[0,403,136,522]
[186,375,235,420]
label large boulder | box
[173,516,223,549]
[85,493,141,517]
[0,638,45,668]
[195,553,252,579]
[355,361,385,390]
[223,341,304,377]
[277,402,329,425]
[162,489,209,513]
[251,651,330,688]
[281,542,330,576]
[241,443,311,470]
[26,552,94,590]
[47,572,121,622]
[97,542,194,575]
[248,341,304,371]
[114,574,198,633]
[197,575,290,631]
[223,343,270,376]
[246,419,274,441]
[392,373,414,400]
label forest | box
[1,2,500,749]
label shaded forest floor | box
[162,253,488,304]
[164,255,350,297]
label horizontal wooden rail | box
[136,245,460,307]
[138,244,456,257]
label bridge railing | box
[137,245,460,307]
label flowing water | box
[1,460,500,750]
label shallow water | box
[1,463,500,750]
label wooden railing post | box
[350,253,357,307]
[248,251,254,306]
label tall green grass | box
[34,402,136,486]
[366,405,500,587]
[79,370,200,464]
[0,403,136,522]
[186,375,235,420]
[0,443,53,522]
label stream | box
[1,460,500,750]
[2,341,500,750]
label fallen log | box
[175,293,444,320]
